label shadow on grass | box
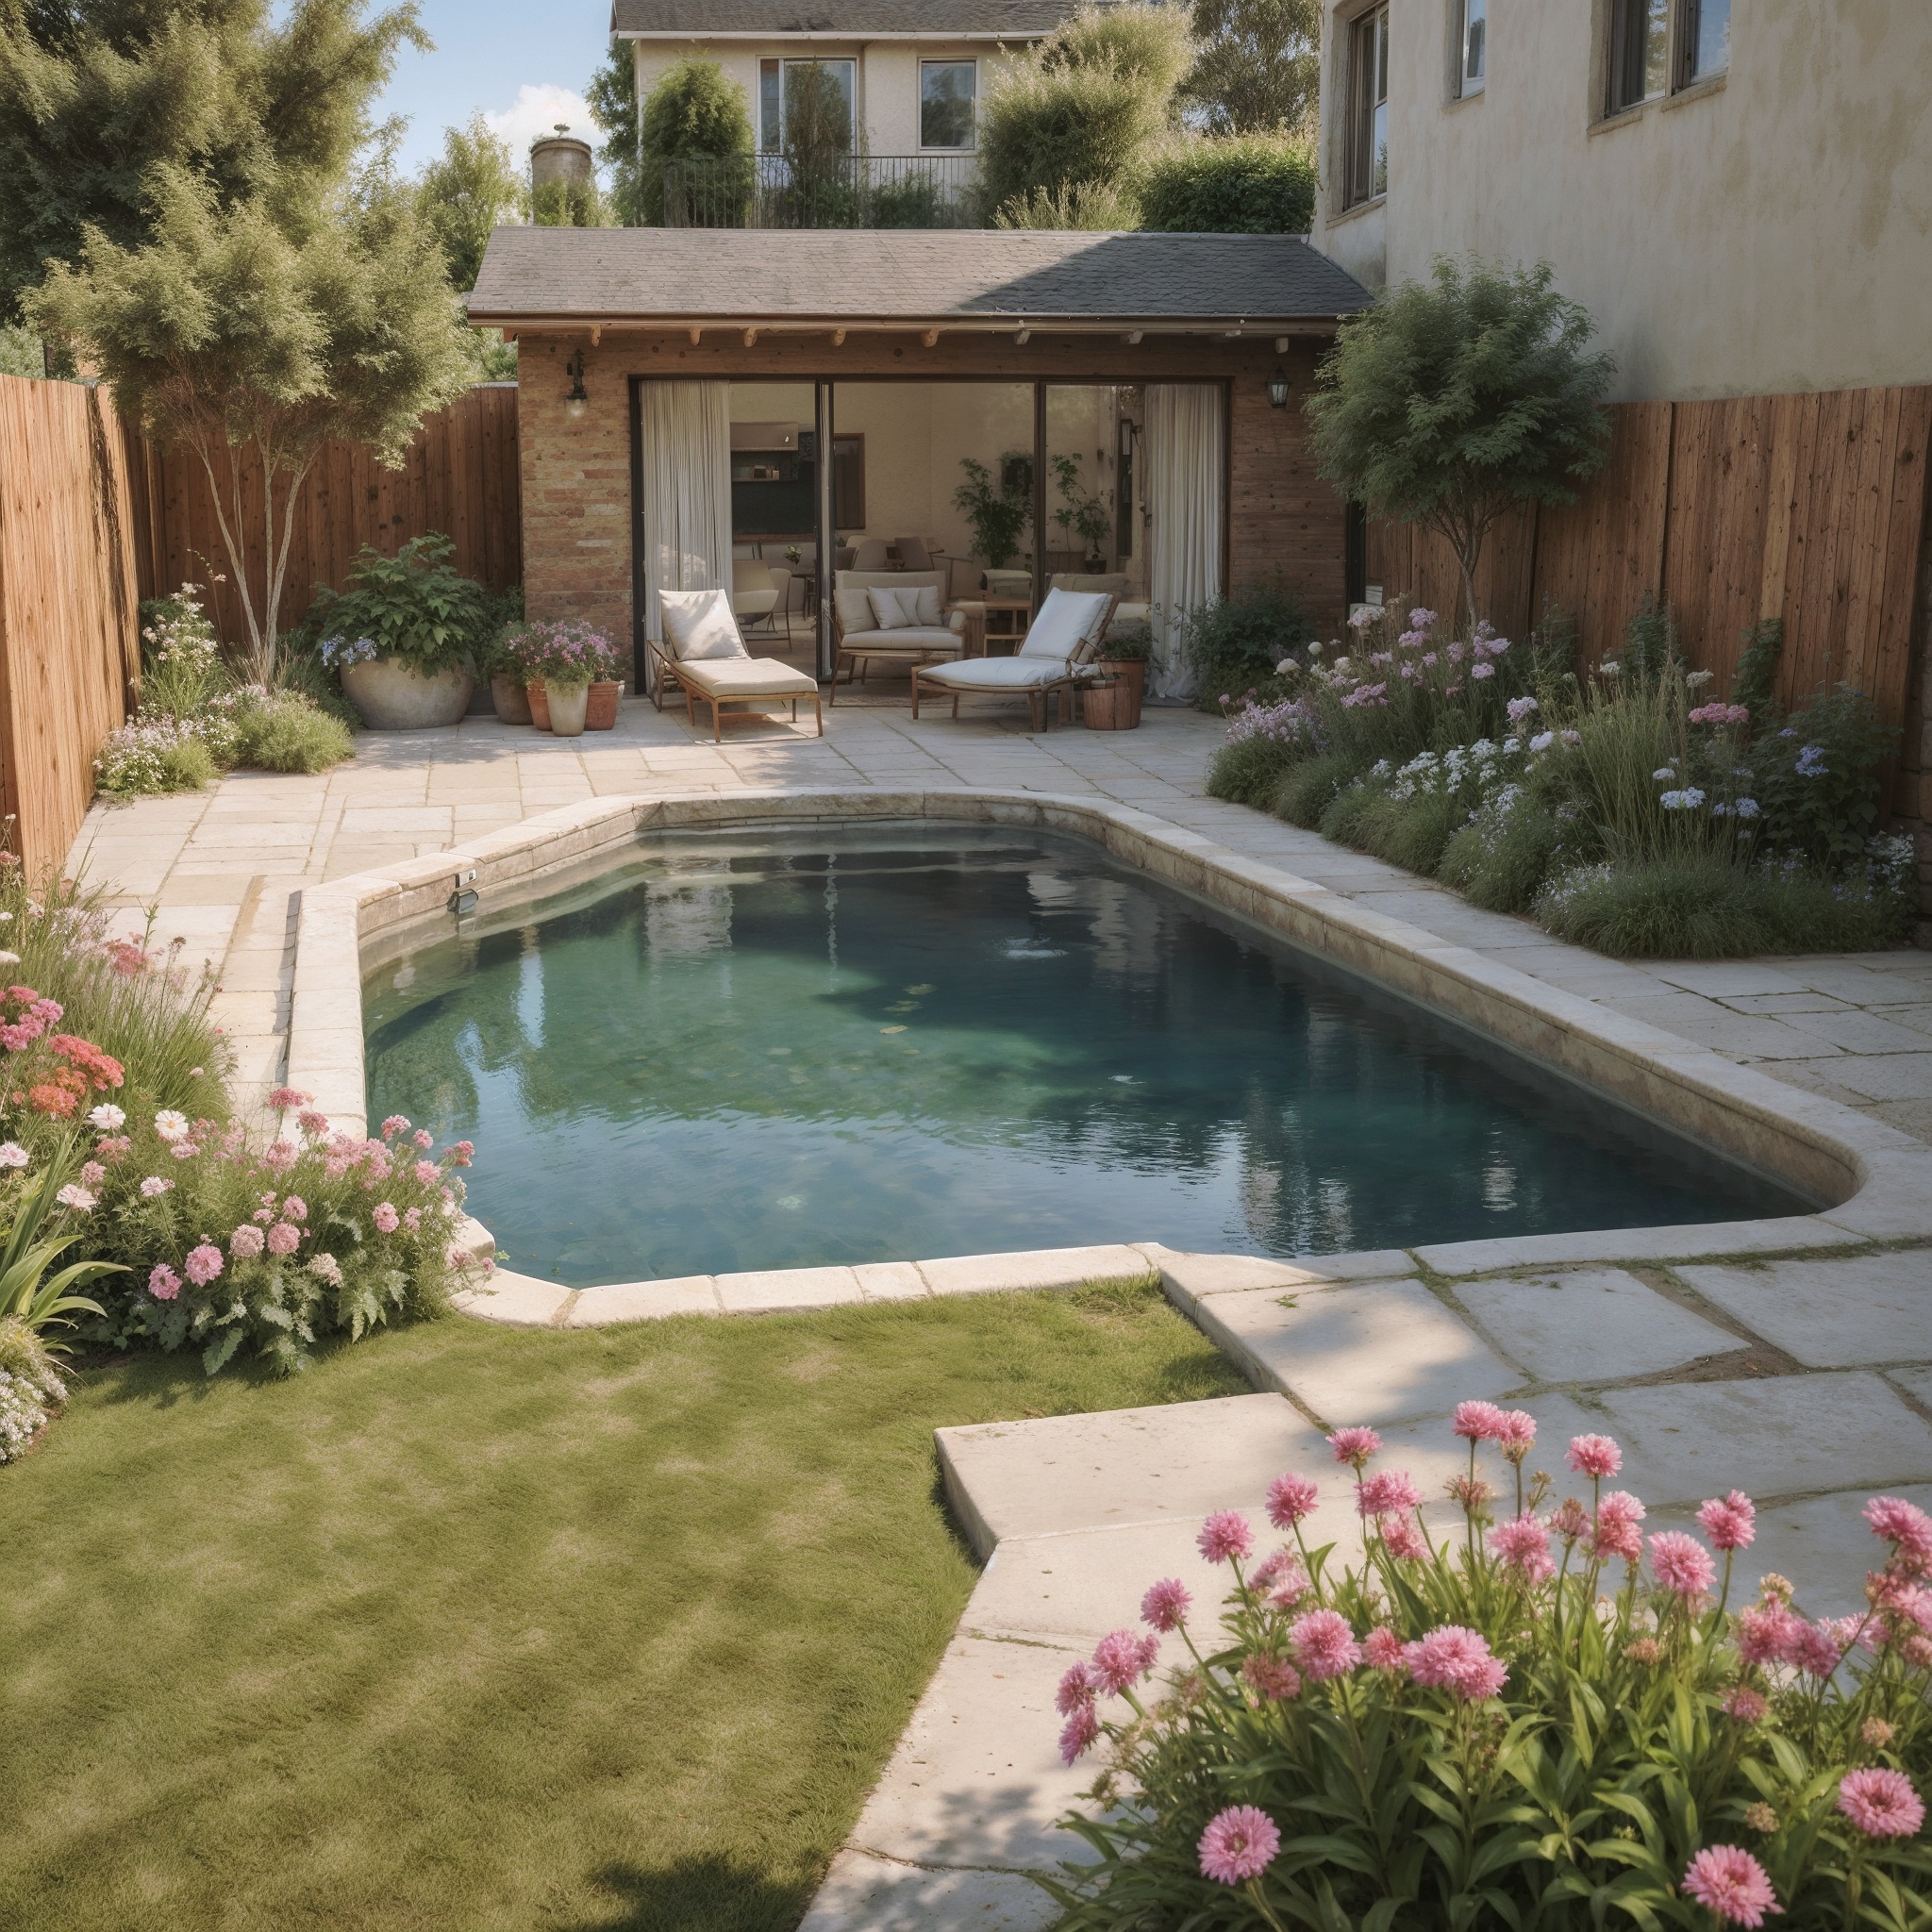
[561,1855,818,1932]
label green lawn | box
[0,1281,1242,1931]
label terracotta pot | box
[585,678,623,729]
[339,658,473,730]
[526,679,551,731]
[490,673,532,724]
[545,680,590,737]
[1084,666,1142,730]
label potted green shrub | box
[310,536,492,730]
[953,454,1033,571]
[1088,621,1151,728]
[481,625,533,725]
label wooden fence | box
[130,382,522,641]
[0,374,143,876]
[1365,385,1932,743]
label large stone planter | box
[490,673,532,725]
[545,681,590,738]
[340,658,473,731]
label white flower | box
[1599,659,1623,677]
[56,1184,95,1212]
[153,1109,191,1142]
[1653,768,1676,781]
[307,1253,343,1285]
[1686,669,1715,687]
[1659,788,1707,810]
[0,1142,26,1169]
[1529,731,1555,753]
[140,1176,174,1198]
[89,1104,126,1131]
[0,951,17,967]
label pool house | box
[465,227,1371,703]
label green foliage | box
[1100,622,1153,664]
[586,39,644,226]
[226,689,354,772]
[531,169,604,227]
[1749,689,1900,870]
[413,112,525,291]
[500,618,621,691]
[1205,728,1300,807]
[953,454,1033,569]
[304,533,497,676]
[1185,582,1315,704]
[978,2,1191,220]
[1139,133,1315,233]
[0,1153,121,1349]
[0,322,43,375]
[1182,0,1319,133]
[991,178,1141,230]
[637,57,753,225]
[1049,451,1112,558]
[93,718,218,797]
[136,582,225,715]
[1307,257,1615,631]
[776,61,857,225]
[866,170,949,229]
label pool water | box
[363,825,1806,1285]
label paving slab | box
[449,1268,571,1327]
[919,1244,1154,1297]
[1191,1279,1523,1425]
[1416,1216,1862,1275]
[794,1853,1056,1932]
[714,1264,865,1313]
[1675,1252,1932,1369]
[1451,1269,1746,1384]
[1143,1243,1416,1305]
[566,1276,719,1324]
[856,1260,930,1300]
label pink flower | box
[1489,1512,1555,1580]
[266,1222,301,1257]
[1141,1578,1191,1632]
[1493,1409,1537,1461]
[1058,1707,1100,1764]
[1357,1470,1422,1518]
[282,1196,307,1222]
[1838,1768,1924,1840]
[1091,1629,1159,1695]
[1722,1688,1768,1724]
[1267,1472,1319,1527]
[1403,1625,1507,1702]
[170,1139,200,1160]
[262,1139,298,1173]
[147,1263,180,1301]
[1327,1426,1381,1468]
[1790,1620,1848,1679]
[1865,1496,1932,1563]
[79,1161,105,1189]
[1698,1491,1757,1553]
[1242,1653,1302,1702]
[183,1243,224,1286]
[1453,1400,1506,1441]
[1290,1608,1361,1680]
[373,1202,400,1234]
[1470,661,1495,680]
[1735,1600,1806,1669]
[1681,1846,1781,1926]
[229,1224,265,1258]
[404,1207,422,1232]
[1550,1496,1591,1541]
[296,1109,329,1137]
[1197,1510,1255,1565]
[1592,1491,1646,1565]
[449,1140,475,1168]
[1381,1514,1430,1562]
[1198,1806,1280,1886]
[1363,1625,1407,1671]
[269,1087,313,1110]
[308,1252,342,1286]
[55,1184,95,1210]
[414,1159,440,1187]
[1250,1549,1308,1607]
[1568,1435,1623,1479]
[1650,1531,1719,1599]
[1055,1661,1097,1715]
[380,1114,410,1140]
[413,1127,434,1149]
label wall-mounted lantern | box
[565,347,589,420]
[1266,369,1293,409]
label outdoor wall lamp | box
[564,347,589,420]
[1266,369,1293,408]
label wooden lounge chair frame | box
[645,637,824,742]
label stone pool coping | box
[294,786,1932,1285]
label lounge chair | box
[829,570,972,703]
[911,587,1116,731]
[648,586,823,741]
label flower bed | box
[1051,1407,1931,1928]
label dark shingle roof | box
[611,0,1074,34]
[468,227,1369,326]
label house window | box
[758,57,858,154]
[759,60,781,152]
[1607,0,1670,111]
[1681,0,1730,83]
[920,59,976,149]
[1344,4,1390,207]
[1457,0,1485,97]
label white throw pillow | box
[868,586,917,629]
[910,583,943,626]
[658,586,748,662]
[835,587,876,636]
[1020,588,1110,660]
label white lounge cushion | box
[1020,588,1111,660]
[658,587,747,662]
[675,657,818,698]
[841,626,961,652]
[919,656,1079,691]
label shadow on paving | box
[561,1856,818,1932]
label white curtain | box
[639,380,733,686]
[1143,384,1225,702]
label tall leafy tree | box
[585,38,642,226]
[633,56,750,226]
[1307,258,1616,632]
[414,111,524,291]
[0,0,425,321]
[1182,0,1320,135]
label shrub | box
[1439,787,1569,913]
[1185,584,1315,704]
[1049,1406,1932,1931]
[93,718,217,798]
[1138,134,1315,233]
[137,583,225,717]
[992,180,1142,229]
[1206,730,1301,808]
[954,455,1035,569]
[229,691,355,774]
[866,171,949,229]
[1751,688,1899,870]
[638,58,753,225]
[304,534,497,677]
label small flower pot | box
[1083,670,1141,730]
[526,680,551,731]
[585,679,623,730]
[340,658,474,731]
[490,674,532,725]
[545,681,590,737]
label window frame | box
[1456,0,1486,99]
[1602,0,1726,121]
[1342,3,1390,209]
[918,58,977,152]
[758,55,858,155]
[1677,0,1730,88]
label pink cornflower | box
[1250,1549,1309,1607]
[1091,1629,1159,1695]
[169,1139,200,1160]
[1493,1410,1537,1462]
[1055,1661,1097,1716]
[266,1222,301,1257]
[282,1196,307,1222]
[1267,1472,1319,1527]
[1328,1426,1381,1468]
[1403,1625,1507,1702]
[1362,1625,1407,1671]
[1289,1608,1361,1681]
[1865,1497,1932,1563]
[1681,1846,1780,1926]
[1650,1531,1719,1599]
[1698,1492,1757,1553]
[262,1140,298,1173]
[1723,1688,1768,1724]
[1453,1400,1507,1441]
[1489,1512,1555,1580]
[79,1161,105,1189]
[1838,1769,1924,1840]
[1568,1435,1623,1480]
[1790,1621,1848,1680]
[139,1175,172,1199]
[229,1224,265,1259]
[183,1243,224,1287]
[1241,1653,1302,1702]
[1357,1470,1422,1518]
[1592,1491,1646,1565]
[1550,1496,1591,1541]
[1058,1707,1100,1765]
[1197,1806,1280,1886]
[373,1202,400,1234]
[381,1114,410,1140]
[1198,1510,1255,1566]
[1381,1514,1430,1562]
[1141,1578,1191,1632]
[414,1159,440,1187]
[404,1207,422,1232]
[1735,1600,1806,1669]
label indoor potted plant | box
[309,535,491,730]
[1085,621,1151,729]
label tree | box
[1182,0,1320,135]
[34,162,468,683]
[0,0,425,322]
[1138,133,1314,232]
[585,38,643,226]
[414,112,524,291]
[1306,257,1616,633]
[630,56,750,225]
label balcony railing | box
[659,153,980,230]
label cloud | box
[485,83,598,159]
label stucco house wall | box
[1313,0,1932,402]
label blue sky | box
[374,0,614,175]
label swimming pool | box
[363,824,1807,1285]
